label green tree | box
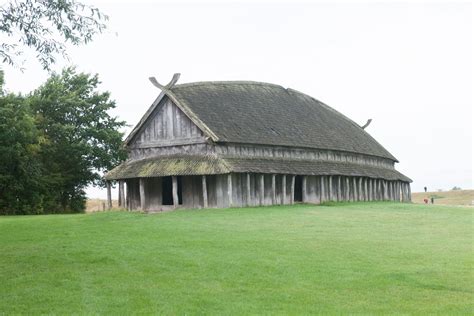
[1,0,107,70]
[29,67,126,212]
[0,93,44,214]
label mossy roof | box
[159,81,397,161]
[105,155,411,182]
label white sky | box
[2,1,472,198]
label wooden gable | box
[129,97,206,148]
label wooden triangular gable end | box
[125,74,218,148]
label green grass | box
[1,203,473,314]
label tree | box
[0,93,44,214]
[29,67,126,212]
[1,0,107,70]
[0,68,125,214]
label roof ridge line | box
[171,80,284,90]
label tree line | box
[0,68,126,215]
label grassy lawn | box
[1,203,472,314]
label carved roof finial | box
[149,73,181,90]
[361,119,372,129]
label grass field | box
[412,189,474,206]
[1,203,472,314]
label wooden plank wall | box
[124,174,411,211]
[131,98,206,148]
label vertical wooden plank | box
[345,177,350,201]
[172,176,178,208]
[302,175,307,203]
[364,178,368,201]
[259,174,264,206]
[117,181,123,207]
[407,183,412,202]
[352,177,358,201]
[358,177,363,201]
[246,173,251,206]
[272,174,276,205]
[139,178,146,210]
[106,181,112,210]
[125,181,130,210]
[282,175,287,205]
[368,178,373,201]
[320,176,326,202]
[202,175,208,208]
[290,175,295,204]
[328,176,333,201]
[227,173,233,207]
[337,176,341,202]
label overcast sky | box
[2,1,472,198]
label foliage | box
[0,0,107,70]
[0,68,125,214]
[0,203,472,314]
[0,94,43,214]
[451,186,462,191]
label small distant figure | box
[423,198,428,204]
[424,186,427,192]
[431,197,434,204]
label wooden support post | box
[358,177,363,201]
[320,176,326,202]
[227,174,233,207]
[139,178,146,210]
[259,174,264,206]
[172,176,178,208]
[337,176,342,202]
[120,181,126,208]
[272,174,277,205]
[328,176,333,201]
[345,177,350,201]
[202,175,208,208]
[302,175,307,203]
[118,181,122,207]
[364,178,368,201]
[368,178,372,201]
[407,183,412,202]
[282,175,287,204]
[106,181,112,210]
[246,173,251,206]
[290,175,295,204]
[125,181,130,210]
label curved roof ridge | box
[172,80,284,90]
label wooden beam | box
[125,182,132,211]
[246,173,251,206]
[259,174,264,206]
[407,183,412,202]
[302,175,307,203]
[328,176,333,201]
[282,175,286,205]
[139,178,146,210]
[106,181,112,210]
[320,176,326,202]
[227,174,233,207]
[352,177,357,201]
[364,178,368,201]
[202,175,208,208]
[337,176,342,202]
[358,177,363,201]
[172,176,178,208]
[272,174,277,205]
[290,175,295,204]
[345,177,350,201]
[118,181,122,207]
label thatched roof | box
[105,155,411,182]
[126,81,397,161]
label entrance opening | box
[162,176,183,205]
[294,175,303,202]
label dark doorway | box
[294,175,303,202]
[162,176,183,205]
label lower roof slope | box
[105,155,411,182]
[168,81,397,161]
